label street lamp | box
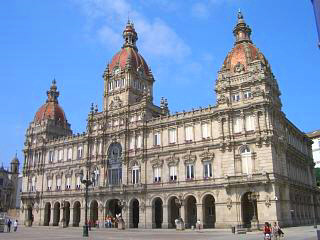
[248,192,259,222]
[175,195,184,220]
[80,169,95,237]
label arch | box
[241,192,258,228]
[107,142,122,186]
[152,197,163,229]
[44,202,51,226]
[239,145,251,154]
[73,201,81,227]
[53,202,60,226]
[129,198,139,228]
[26,205,33,225]
[185,195,197,228]
[63,201,71,227]
[167,196,179,229]
[90,200,99,227]
[105,199,122,218]
[202,194,215,228]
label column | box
[197,204,204,228]
[59,206,64,227]
[50,207,55,226]
[98,205,105,228]
[162,205,169,229]
[181,205,186,222]
[69,207,74,227]
[145,205,153,229]
[80,205,86,226]
[139,203,146,228]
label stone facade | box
[21,12,320,229]
[307,130,320,168]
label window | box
[66,176,71,190]
[31,176,36,192]
[244,91,252,99]
[56,177,61,190]
[77,146,83,159]
[154,132,161,146]
[130,115,136,123]
[245,115,255,131]
[47,178,52,191]
[169,128,177,144]
[202,123,210,138]
[232,93,240,102]
[132,165,139,184]
[93,169,100,187]
[67,148,72,161]
[204,162,213,178]
[76,175,81,189]
[154,167,161,182]
[49,151,54,163]
[109,82,113,91]
[169,166,177,181]
[208,206,214,216]
[58,149,63,161]
[241,146,252,174]
[136,135,142,149]
[185,126,193,141]
[0,178,3,186]
[233,117,242,133]
[129,136,135,150]
[121,78,125,87]
[186,164,194,180]
[115,79,119,88]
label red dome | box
[109,47,150,76]
[223,42,268,71]
[34,102,67,126]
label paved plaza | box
[0,226,319,240]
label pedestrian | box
[7,219,12,232]
[263,222,271,238]
[272,222,279,240]
[13,220,18,232]
[196,219,201,231]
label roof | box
[306,130,320,139]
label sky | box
[0,0,319,169]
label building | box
[21,12,319,229]
[306,130,320,168]
[0,154,20,213]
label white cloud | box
[191,2,210,19]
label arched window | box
[107,142,122,186]
[240,146,252,174]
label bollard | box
[231,226,235,234]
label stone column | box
[162,205,169,229]
[59,206,64,227]
[69,207,74,227]
[145,205,153,229]
[98,205,105,228]
[139,202,146,228]
[80,205,86,226]
[197,204,204,228]
[181,205,186,223]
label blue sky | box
[0,0,319,168]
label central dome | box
[108,20,150,76]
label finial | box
[238,9,243,19]
[90,103,94,113]
[52,77,56,85]
[95,104,98,113]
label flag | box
[311,0,320,47]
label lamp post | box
[248,192,259,222]
[175,195,184,220]
[80,170,95,237]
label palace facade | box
[21,12,320,229]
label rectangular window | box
[132,167,139,184]
[243,91,252,99]
[245,115,255,131]
[76,176,81,189]
[202,123,210,138]
[185,126,193,141]
[186,164,194,180]
[67,148,72,161]
[204,162,213,178]
[169,166,177,181]
[233,117,241,133]
[49,151,54,163]
[66,177,71,190]
[232,93,240,102]
[31,177,36,192]
[154,167,161,182]
[130,115,136,123]
[47,178,52,191]
[58,149,63,161]
[136,135,142,149]
[56,178,61,190]
[154,132,161,146]
[77,146,83,159]
[169,128,177,144]
[109,82,112,91]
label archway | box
[73,201,81,227]
[130,199,139,228]
[44,202,51,226]
[202,195,215,228]
[152,198,163,228]
[53,202,60,226]
[185,195,197,228]
[27,205,33,225]
[105,199,122,218]
[168,196,179,229]
[63,201,70,227]
[90,200,98,227]
[241,192,257,228]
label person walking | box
[7,219,12,232]
[263,222,271,239]
[13,220,18,232]
[272,222,279,240]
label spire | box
[46,78,60,103]
[122,20,138,50]
[233,10,252,44]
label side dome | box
[108,20,150,76]
[34,80,68,128]
[222,10,270,72]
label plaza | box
[0,226,319,240]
